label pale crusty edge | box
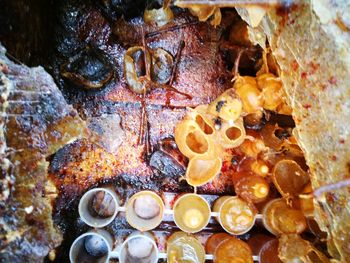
[237,1,350,261]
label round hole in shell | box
[186,130,209,154]
[225,126,242,141]
[195,115,214,135]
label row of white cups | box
[70,187,261,262]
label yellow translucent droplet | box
[260,165,269,174]
[184,209,204,229]
[251,160,269,176]
[253,183,269,198]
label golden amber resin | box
[185,155,222,187]
[214,237,254,263]
[173,194,211,233]
[262,198,307,235]
[213,196,256,235]
[167,232,205,263]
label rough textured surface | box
[0,45,85,262]
[47,3,238,205]
[3,0,348,261]
[236,1,350,261]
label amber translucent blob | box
[263,198,307,235]
[207,89,242,121]
[259,239,282,263]
[278,234,330,263]
[205,233,231,254]
[183,4,222,26]
[246,233,274,256]
[234,76,262,114]
[235,175,270,203]
[257,73,283,111]
[124,46,151,94]
[251,160,269,177]
[167,232,205,263]
[239,137,266,158]
[272,160,309,197]
[174,81,251,187]
[214,237,253,263]
[144,5,174,26]
[186,155,222,187]
[261,123,285,151]
[214,196,256,235]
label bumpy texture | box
[236,1,350,261]
[0,45,85,262]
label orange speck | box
[309,62,319,74]
[291,60,298,71]
[328,76,337,85]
